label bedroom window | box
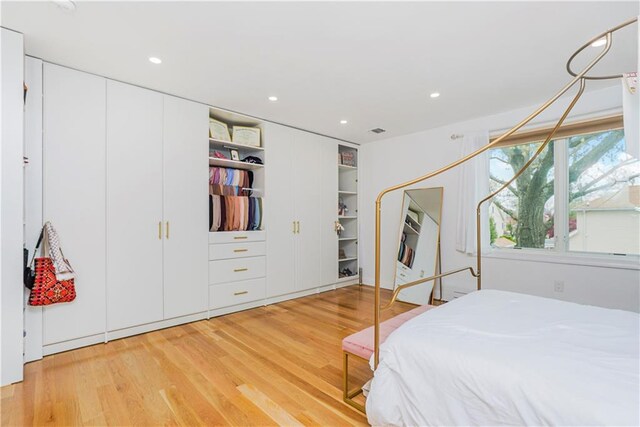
[488,116,640,256]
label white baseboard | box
[43,333,105,356]
[40,281,359,356]
[107,312,208,341]
[208,300,266,317]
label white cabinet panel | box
[265,124,296,297]
[106,81,164,331]
[162,96,208,319]
[293,131,323,291]
[42,64,107,345]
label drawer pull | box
[234,291,248,296]
[234,236,248,240]
[234,268,248,272]
[233,249,248,253]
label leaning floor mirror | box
[394,187,444,305]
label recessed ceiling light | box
[149,57,162,64]
[51,0,76,12]
[591,38,607,47]
[430,92,440,98]
[340,120,348,124]
[268,96,278,102]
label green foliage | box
[489,216,498,244]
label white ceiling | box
[1,1,638,144]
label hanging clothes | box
[209,166,262,231]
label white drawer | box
[209,241,266,261]
[209,256,266,285]
[397,261,411,273]
[209,278,265,309]
[396,268,410,282]
[208,231,266,244]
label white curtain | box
[622,72,638,159]
[455,131,490,254]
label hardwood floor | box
[1,285,415,426]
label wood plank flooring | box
[1,285,415,426]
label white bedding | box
[366,290,640,426]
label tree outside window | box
[488,127,639,255]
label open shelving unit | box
[208,107,266,233]
[338,145,359,281]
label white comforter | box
[366,290,640,426]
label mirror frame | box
[392,186,444,305]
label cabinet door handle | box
[293,221,296,234]
[234,236,248,240]
[166,221,170,239]
[234,291,248,296]
[234,268,248,273]
[234,249,248,253]
[158,221,162,240]
[296,221,301,234]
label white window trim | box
[486,135,640,269]
[484,247,640,270]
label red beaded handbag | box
[27,226,76,306]
[29,258,76,306]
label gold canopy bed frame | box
[342,17,639,413]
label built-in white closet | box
[26,62,360,358]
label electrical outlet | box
[554,280,565,293]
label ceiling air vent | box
[370,128,386,134]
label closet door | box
[320,138,339,286]
[265,124,296,298]
[162,95,208,319]
[42,64,107,345]
[293,131,324,291]
[106,81,164,331]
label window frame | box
[485,115,640,270]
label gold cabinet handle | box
[293,221,296,234]
[234,291,248,296]
[234,268,248,272]
[166,221,170,239]
[158,221,162,239]
[234,236,248,240]
[296,221,300,234]
[233,249,248,253]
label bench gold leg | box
[342,351,366,414]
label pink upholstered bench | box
[342,304,436,413]
[342,304,435,359]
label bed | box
[366,290,640,426]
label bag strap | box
[28,226,46,267]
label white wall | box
[360,85,640,312]
[1,28,25,386]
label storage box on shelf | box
[208,109,265,174]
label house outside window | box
[488,116,639,256]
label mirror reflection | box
[394,187,443,305]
